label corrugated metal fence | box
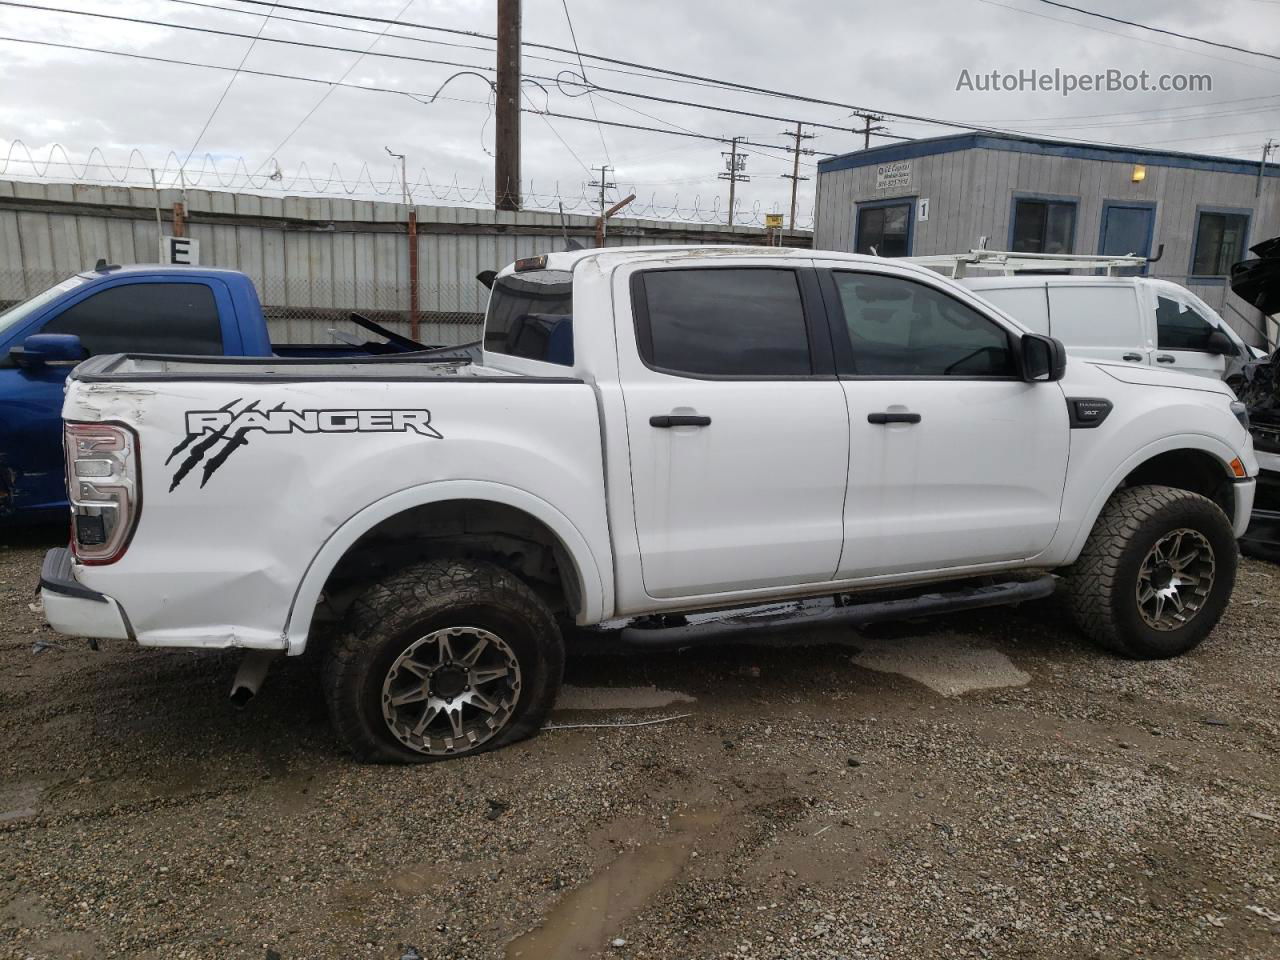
[0,179,811,346]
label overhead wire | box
[1034,0,1280,62]
[180,0,278,172]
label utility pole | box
[386,146,419,341]
[718,137,749,227]
[780,122,816,230]
[494,0,521,211]
[854,113,888,150]
[588,164,615,246]
[1258,138,1276,198]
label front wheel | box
[323,558,564,763]
[1067,484,1238,659]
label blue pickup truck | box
[0,262,428,523]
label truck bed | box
[71,352,559,383]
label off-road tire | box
[1067,484,1237,659]
[322,558,564,763]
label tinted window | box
[855,203,911,257]
[1191,211,1248,276]
[1048,286,1143,348]
[1156,295,1221,352]
[483,270,574,366]
[833,273,1014,376]
[1012,199,1076,254]
[636,268,811,377]
[43,282,222,356]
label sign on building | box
[159,236,200,265]
[765,213,784,229]
[875,160,912,192]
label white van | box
[959,276,1262,380]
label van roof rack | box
[898,242,1161,279]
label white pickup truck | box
[40,246,1258,762]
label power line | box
[1,2,877,143]
[558,0,610,167]
[253,0,418,175]
[1034,0,1280,62]
[201,0,1277,138]
[181,1,278,172]
[3,26,1262,163]
[972,0,1280,74]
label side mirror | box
[1205,328,1237,357]
[10,333,87,369]
[1021,333,1067,382]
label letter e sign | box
[160,236,200,265]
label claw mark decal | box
[167,401,443,490]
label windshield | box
[483,269,574,366]
[0,275,89,340]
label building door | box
[1100,203,1155,274]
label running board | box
[614,576,1058,649]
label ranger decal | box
[166,398,442,490]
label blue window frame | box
[1189,205,1251,282]
[1008,193,1078,255]
[854,196,915,257]
[1098,200,1157,275]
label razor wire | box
[0,140,817,229]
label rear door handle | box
[650,414,711,428]
[867,411,922,425]
[1156,355,1176,364]
[1122,353,1143,362]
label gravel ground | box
[2,528,1279,959]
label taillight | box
[64,422,140,565]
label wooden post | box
[171,202,186,238]
[495,0,521,211]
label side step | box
[615,576,1057,649]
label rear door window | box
[42,282,223,356]
[633,268,812,376]
[1046,286,1143,348]
[483,270,574,366]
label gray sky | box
[1,0,1277,226]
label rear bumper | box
[39,547,132,640]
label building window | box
[855,201,912,257]
[1191,210,1249,277]
[1011,198,1076,255]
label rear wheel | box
[323,558,564,763]
[1067,484,1237,659]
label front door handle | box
[1156,355,1176,364]
[1122,353,1143,362]
[867,411,922,425]
[650,414,711,428]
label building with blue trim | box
[814,133,1279,342]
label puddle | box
[0,781,44,823]
[554,685,695,712]
[850,636,1030,696]
[506,810,716,959]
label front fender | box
[283,480,610,655]
[1055,432,1251,565]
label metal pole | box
[408,208,419,342]
[149,168,164,262]
[1258,139,1274,199]
[727,137,739,228]
[495,0,522,211]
